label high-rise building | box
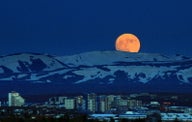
[87,93,97,113]
[76,96,85,110]
[97,95,107,113]
[106,95,116,111]
[58,96,67,104]
[8,91,25,107]
[64,98,75,109]
[76,96,83,105]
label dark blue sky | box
[0,0,192,56]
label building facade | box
[8,91,25,107]
[87,93,97,113]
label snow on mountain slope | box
[0,53,66,73]
[0,51,192,94]
[56,51,191,66]
[177,67,192,83]
[71,65,180,84]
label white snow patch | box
[73,67,109,84]
[63,75,73,79]
[177,67,192,83]
[16,74,29,79]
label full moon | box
[115,33,141,53]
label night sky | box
[0,0,192,56]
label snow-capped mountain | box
[0,51,192,95]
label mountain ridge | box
[0,51,192,95]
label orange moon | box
[115,33,141,52]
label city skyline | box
[1,91,192,121]
[0,0,192,56]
